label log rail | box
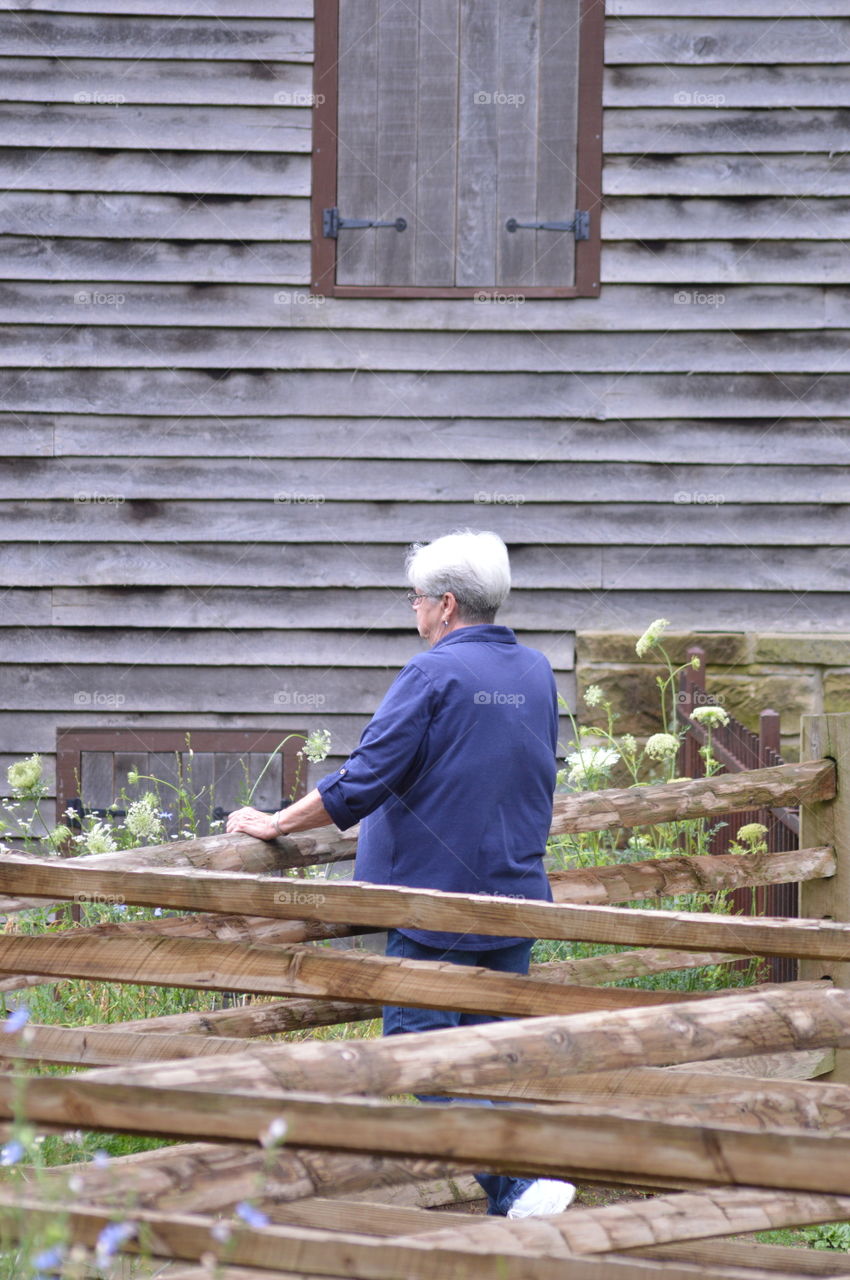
[0,727,847,1279]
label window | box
[56,729,307,839]
[312,0,603,297]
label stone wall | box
[575,633,850,763]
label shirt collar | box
[432,624,516,649]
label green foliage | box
[541,626,766,992]
[802,1221,850,1251]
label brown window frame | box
[56,728,307,836]
[311,0,604,299]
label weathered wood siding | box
[2,0,849,825]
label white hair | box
[405,530,511,622]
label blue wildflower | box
[95,1220,137,1264]
[3,1007,29,1033]
[32,1245,65,1271]
[235,1201,269,1228]
[1,1140,24,1165]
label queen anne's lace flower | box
[126,792,165,845]
[644,733,680,761]
[619,734,638,757]
[6,754,43,797]
[736,822,768,848]
[300,729,332,764]
[83,821,117,855]
[565,747,620,786]
[691,706,729,729]
[635,618,671,658]
[583,684,604,708]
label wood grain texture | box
[0,56,314,105]
[605,63,850,107]
[605,18,850,65]
[0,284,839,330]
[82,986,850,1097]
[0,1186,810,1280]
[0,149,310,194]
[0,14,312,59]
[14,1079,850,1200]
[801,713,850,1084]
[4,369,850,417]
[11,326,850,371]
[0,929,713,1015]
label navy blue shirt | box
[316,624,558,949]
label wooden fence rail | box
[0,717,849,1279]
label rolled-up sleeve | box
[316,664,436,830]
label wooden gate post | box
[800,712,850,1083]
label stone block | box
[577,631,751,667]
[708,673,818,736]
[824,671,850,711]
[756,634,850,667]
[577,665,668,736]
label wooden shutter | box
[312,0,603,297]
[57,729,306,840]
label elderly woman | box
[227,530,574,1218]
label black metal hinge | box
[505,212,590,241]
[323,207,407,238]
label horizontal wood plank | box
[0,625,575,672]
[608,2,850,14]
[0,284,836,330]
[605,63,850,108]
[40,415,850,465]
[0,663,401,714]
[6,540,850,588]
[603,241,850,285]
[605,154,850,197]
[9,325,850,371]
[606,108,850,154]
[1,369,850,417]
[38,585,850,635]
[0,192,308,240]
[606,19,850,64]
[5,458,850,502]
[0,14,313,60]
[0,238,308,283]
[6,542,850,593]
[0,55,314,104]
[0,103,311,152]
[0,149,310,194]
[603,198,850,240]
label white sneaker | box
[506,1178,576,1218]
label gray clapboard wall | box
[2,0,849,816]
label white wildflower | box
[583,684,604,708]
[82,821,117,855]
[565,747,620,786]
[6,754,43,798]
[736,822,768,849]
[619,734,637,757]
[300,729,332,764]
[644,733,680,761]
[635,618,671,658]
[125,792,165,845]
[691,706,729,729]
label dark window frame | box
[56,728,307,835]
[310,0,604,299]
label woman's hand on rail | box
[225,806,280,840]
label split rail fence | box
[1,712,850,1278]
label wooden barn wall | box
[2,0,850,826]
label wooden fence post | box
[800,712,850,1083]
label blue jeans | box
[382,928,535,1216]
